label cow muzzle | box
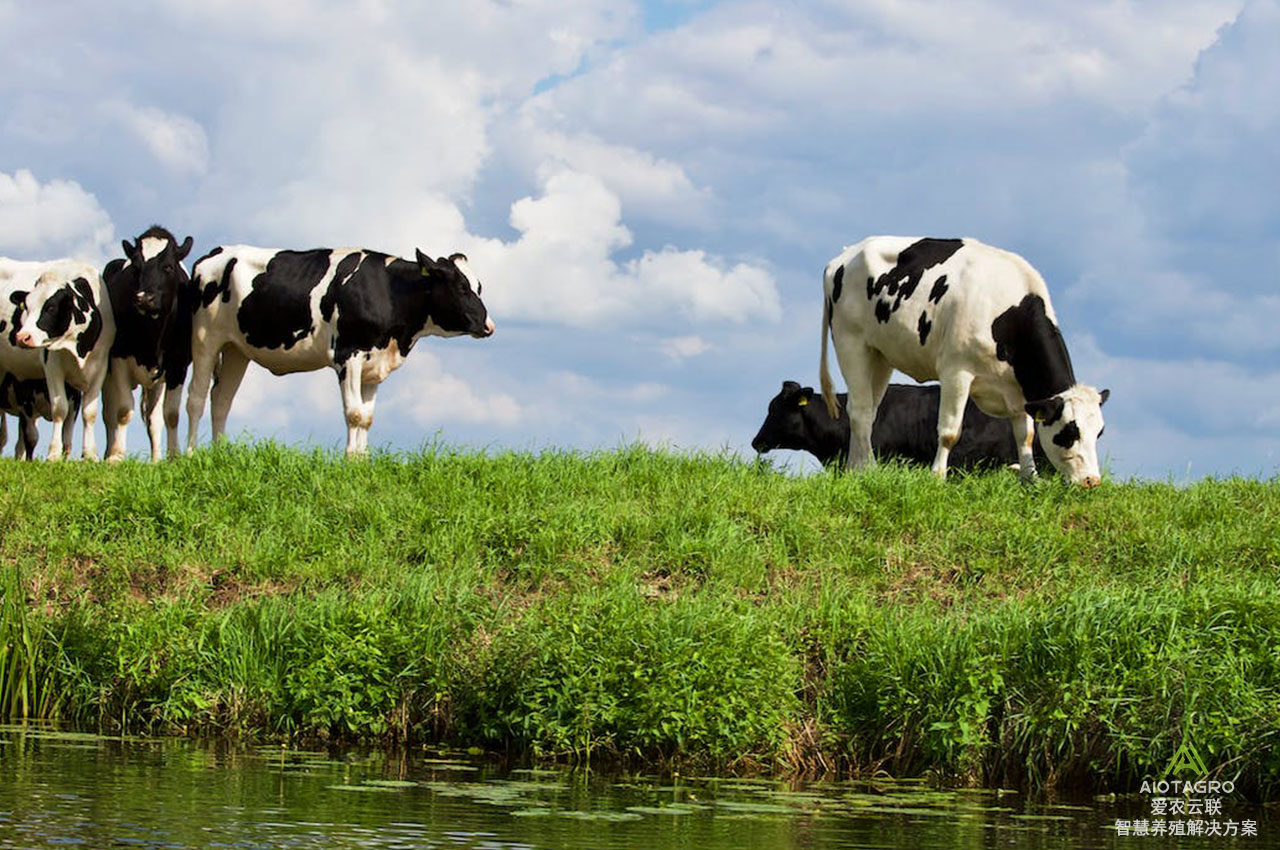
[15,330,36,348]
[134,292,161,317]
[1080,475,1101,489]
[473,317,495,338]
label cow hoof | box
[106,453,126,464]
[45,453,63,464]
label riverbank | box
[2,444,1277,795]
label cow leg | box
[357,381,379,454]
[17,415,39,460]
[932,370,975,479]
[60,396,77,459]
[140,384,165,462]
[337,356,368,457]
[836,346,890,469]
[103,365,133,462]
[1010,413,1038,483]
[185,347,219,453]
[209,348,250,443]
[163,380,183,458]
[0,415,6,457]
[43,363,71,462]
[78,366,105,462]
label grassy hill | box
[2,443,1278,794]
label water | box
[0,725,1270,849]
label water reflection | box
[0,725,1269,849]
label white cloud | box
[1064,1,1280,359]
[0,169,115,261]
[511,120,713,224]
[468,169,779,326]
[384,350,522,428]
[660,335,711,360]
[105,102,210,176]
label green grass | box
[2,442,1278,795]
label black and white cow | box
[0,374,80,460]
[819,237,1108,486]
[186,246,494,456]
[753,380,1052,470]
[0,258,114,460]
[102,225,195,461]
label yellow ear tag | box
[1033,412,1044,422]
[798,397,809,406]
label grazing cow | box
[752,380,1051,470]
[187,246,495,456]
[0,373,79,459]
[0,258,114,460]
[101,225,196,461]
[819,237,1108,486]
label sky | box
[1,0,1277,480]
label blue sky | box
[1,0,1277,479]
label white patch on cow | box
[450,254,481,294]
[361,341,407,385]
[138,236,167,261]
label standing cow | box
[819,236,1108,486]
[186,246,494,456]
[753,380,1051,470]
[0,373,79,459]
[102,225,196,461]
[0,258,114,460]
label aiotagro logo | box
[1112,733,1258,839]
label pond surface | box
[0,725,1269,849]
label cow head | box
[416,249,495,339]
[753,381,817,454]
[14,269,99,355]
[121,226,193,318]
[1025,385,1109,487]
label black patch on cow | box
[917,311,932,345]
[319,252,363,323]
[71,278,102,358]
[36,287,74,340]
[874,300,892,323]
[1026,396,1064,426]
[991,294,1076,404]
[7,292,25,347]
[928,275,949,304]
[866,238,964,319]
[238,250,333,350]
[831,265,844,303]
[195,249,234,308]
[1052,421,1081,449]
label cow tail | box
[819,291,840,421]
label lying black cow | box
[752,380,1048,470]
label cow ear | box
[780,380,801,396]
[176,236,194,261]
[415,248,432,267]
[122,239,139,262]
[1025,396,1065,425]
[1098,388,1110,406]
[103,258,126,282]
